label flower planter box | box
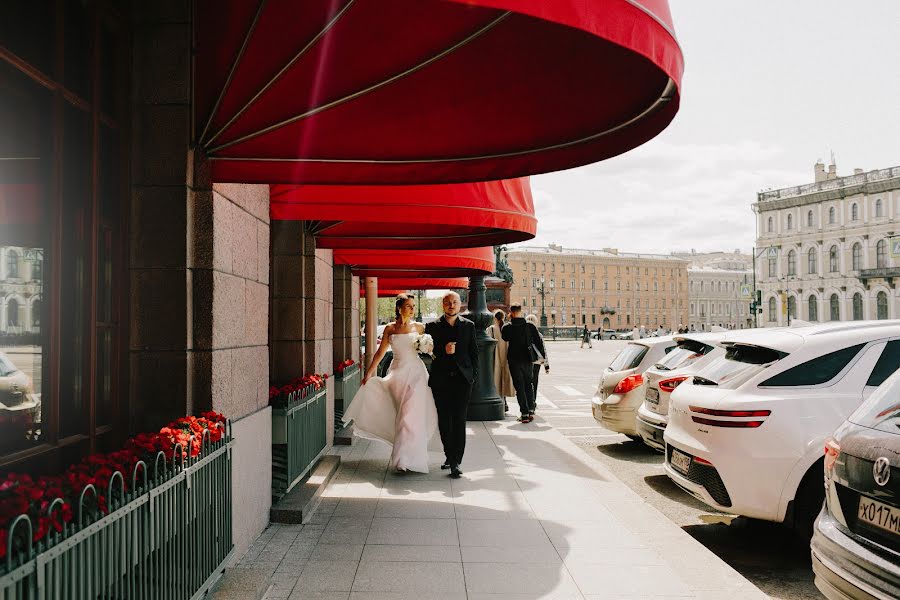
[271,386,327,498]
[334,363,361,416]
[0,424,234,600]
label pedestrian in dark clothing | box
[526,314,550,407]
[580,325,592,348]
[501,305,546,423]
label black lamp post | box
[537,274,547,327]
[464,274,503,420]
[416,289,423,322]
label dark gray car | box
[812,359,900,600]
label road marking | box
[555,386,583,396]
[535,395,559,409]
[565,433,624,439]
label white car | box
[0,352,39,425]
[636,332,727,452]
[664,321,900,533]
[592,336,676,438]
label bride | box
[343,293,438,473]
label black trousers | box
[531,364,541,404]
[431,374,472,466]
[509,360,535,415]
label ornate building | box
[753,161,900,326]
[687,267,753,331]
[0,246,43,336]
[505,244,689,329]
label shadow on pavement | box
[642,474,712,511]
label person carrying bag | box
[501,305,546,423]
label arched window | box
[851,203,858,221]
[852,293,863,320]
[767,216,773,232]
[829,245,839,272]
[31,299,41,327]
[808,248,817,274]
[807,210,814,227]
[7,298,19,327]
[829,207,836,224]
[876,239,887,268]
[787,296,796,320]
[829,294,840,321]
[31,259,41,281]
[787,214,793,230]
[877,291,888,320]
[876,198,884,217]
[787,250,797,276]
[6,250,19,279]
[808,295,818,321]
[768,253,777,277]
[768,297,777,322]
[852,243,862,271]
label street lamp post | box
[537,274,547,327]
[464,274,503,420]
[416,289,423,322]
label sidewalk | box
[234,416,771,599]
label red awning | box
[359,288,408,299]
[335,247,494,278]
[195,0,683,184]
[270,178,535,249]
[376,277,469,291]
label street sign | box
[891,237,900,258]
[767,247,778,258]
[740,284,752,298]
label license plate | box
[858,496,900,537]
[645,387,659,404]
[670,448,691,475]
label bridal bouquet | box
[413,333,435,356]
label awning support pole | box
[365,277,378,369]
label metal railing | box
[1,424,233,600]
[333,364,361,432]
[272,385,327,497]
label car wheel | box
[790,458,825,539]
[610,335,617,340]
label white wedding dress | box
[343,332,438,473]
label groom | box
[425,291,478,479]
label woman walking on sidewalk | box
[580,325,593,348]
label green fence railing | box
[333,364,360,432]
[271,385,327,498]
[0,424,233,600]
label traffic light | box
[756,290,762,304]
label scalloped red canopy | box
[359,277,469,297]
[195,0,683,184]
[335,247,493,278]
[271,178,535,249]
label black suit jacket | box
[425,316,478,386]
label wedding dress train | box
[343,332,438,473]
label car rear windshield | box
[655,340,715,371]
[849,368,900,435]
[608,344,649,372]
[692,344,785,388]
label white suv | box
[664,321,900,533]
[636,332,727,452]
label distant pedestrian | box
[580,325,593,348]
[657,325,665,337]
[502,305,546,423]
[526,314,550,406]
[632,325,640,340]
[487,310,515,413]
[639,325,646,338]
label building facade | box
[753,161,900,326]
[687,267,753,331]
[0,246,42,336]
[505,245,689,330]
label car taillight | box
[824,438,840,478]
[658,376,688,393]
[613,374,643,395]
[689,406,771,428]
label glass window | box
[787,214,793,229]
[829,207,836,224]
[7,298,20,327]
[866,341,900,387]
[6,250,19,278]
[808,296,818,321]
[787,296,796,320]
[807,210,814,227]
[608,343,649,371]
[767,217,773,232]
[850,368,900,434]
[762,345,865,387]
[694,344,785,389]
[851,203,858,220]
[830,294,840,321]
[787,250,796,276]
[852,293,863,320]
[852,243,861,271]
[876,239,887,268]
[768,255,776,277]
[808,248,817,274]
[829,245,839,272]
[876,199,884,217]
[768,297,776,321]
[877,292,889,320]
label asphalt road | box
[533,339,822,600]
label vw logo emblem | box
[873,457,891,487]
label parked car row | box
[592,320,900,600]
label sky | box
[521,0,900,256]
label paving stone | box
[351,561,465,593]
